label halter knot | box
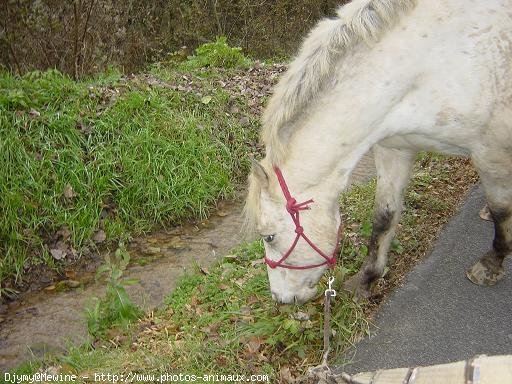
[265,167,342,270]
[286,198,297,214]
[286,198,314,214]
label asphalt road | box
[337,185,512,374]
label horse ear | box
[250,159,269,188]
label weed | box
[86,244,143,338]
[181,37,252,69]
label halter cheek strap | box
[264,167,341,270]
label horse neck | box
[274,26,422,199]
[276,95,383,205]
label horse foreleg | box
[467,149,512,285]
[344,145,415,298]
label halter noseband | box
[264,167,341,270]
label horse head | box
[246,160,342,304]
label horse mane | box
[262,0,418,164]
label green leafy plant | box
[86,244,142,338]
[182,36,251,69]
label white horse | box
[246,0,512,303]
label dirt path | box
[0,154,375,372]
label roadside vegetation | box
[0,39,278,299]
[12,154,478,382]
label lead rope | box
[308,276,338,383]
[309,277,371,384]
[322,276,336,366]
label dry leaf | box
[93,229,106,243]
[234,276,248,287]
[56,226,71,241]
[240,306,251,316]
[50,248,66,260]
[217,210,229,217]
[201,95,212,104]
[239,305,253,322]
[279,367,295,383]
[246,336,264,354]
[215,355,228,367]
[63,184,76,199]
[28,108,40,117]
[201,323,220,338]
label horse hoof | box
[466,260,505,286]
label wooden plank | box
[349,368,410,383]
[325,355,512,384]
[478,355,512,383]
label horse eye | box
[263,234,275,243]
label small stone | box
[143,246,161,255]
[64,280,81,288]
[169,236,185,249]
[291,311,310,321]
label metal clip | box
[324,276,336,297]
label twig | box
[2,2,21,74]
[72,0,81,79]
[212,0,223,36]
[78,0,96,76]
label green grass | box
[180,36,252,70]
[0,63,259,296]
[15,240,366,382]
[13,154,477,381]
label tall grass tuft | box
[0,61,258,295]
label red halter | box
[264,167,342,270]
